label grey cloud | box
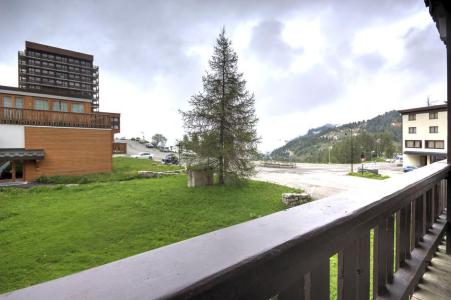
[259,65,343,115]
[249,19,303,68]
[0,0,442,114]
[400,24,445,79]
[355,53,386,73]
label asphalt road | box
[114,139,171,161]
[253,162,404,200]
[114,141,404,200]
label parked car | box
[145,143,155,148]
[160,146,171,152]
[162,154,179,165]
[403,166,417,173]
[131,152,153,160]
[394,155,403,166]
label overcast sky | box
[0,0,447,151]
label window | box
[71,103,84,113]
[3,96,12,107]
[429,112,438,119]
[53,101,68,112]
[408,127,416,134]
[34,99,48,110]
[405,140,422,148]
[15,97,23,109]
[425,140,445,149]
[408,114,416,121]
[429,126,439,133]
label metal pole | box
[447,13,451,254]
[350,128,354,173]
[328,147,331,164]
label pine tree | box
[181,28,259,185]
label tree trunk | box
[218,49,227,185]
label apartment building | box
[399,104,447,167]
[18,41,100,111]
[0,42,120,183]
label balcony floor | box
[412,239,451,300]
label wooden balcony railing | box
[0,161,449,300]
[0,107,120,133]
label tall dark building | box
[18,41,100,111]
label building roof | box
[0,148,45,161]
[26,41,93,61]
[0,85,91,103]
[398,104,447,114]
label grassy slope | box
[0,172,299,293]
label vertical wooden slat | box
[399,204,411,265]
[338,242,357,300]
[395,212,401,271]
[308,261,329,300]
[447,176,451,254]
[357,232,370,300]
[432,184,437,221]
[410,198,416,252]
[405,202,412,259]
[338,233,370,300]
[414,196,424,246]
[373,221,388,297]
[386,215,394,284]
[278,276,305,300]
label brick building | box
[0,42,120,182]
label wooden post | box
[11,161,16,182]
[447,10,451,255]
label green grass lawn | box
[348,171,389,180]
[0,159,300,293]
[36,157,182,184]
[1,158,385,298]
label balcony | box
[0,160,448,299]
[0,107,120,133]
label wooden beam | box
[11,161,16,182]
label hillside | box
[271,111,402,163]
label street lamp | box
[345,128,354,173]
[328,146,333,164]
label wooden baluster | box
[426,189,433,230]
[447,175,451,254]
[373,220,388,297]
[278,275,305,300]
[306,261,329,300]
[387,215,395,284]
[395,212,401,272]
[399,204,411,266]
[414,195,424,246]
[338,232,370,300]
[432,184,437,222]
[425,191,430,230]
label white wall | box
[0,124,25,148]
[402,110,447,154]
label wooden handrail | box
[0,106,119,131]
[0,161,449,300]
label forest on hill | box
[271,111,402,163]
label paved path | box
[412,240,451,300]
[253,162,404,199]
